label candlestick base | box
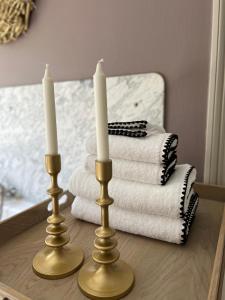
[78,260,134,300]
[33,245,84,280]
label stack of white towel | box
[69,124,198,244]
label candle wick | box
[94,59,105,76]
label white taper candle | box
[93,59,109,161]
[42,64,58,154]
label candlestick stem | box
[78,160,134,299]
[32,154,84,279]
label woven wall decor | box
[0,0,34,44]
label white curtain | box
[204,0,225,185]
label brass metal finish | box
[0,0,34,44]
[32,154,84,279]
[78,160,134,299]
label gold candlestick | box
[78,160,134,299]
[33,154,84,279]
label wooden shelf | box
[0,192,224,300]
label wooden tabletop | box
[0,198,223,300]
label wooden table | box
[0,186,224,300]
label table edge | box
[0,184,224,300]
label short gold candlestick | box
[78,160,134,299]
[33,154,84,279]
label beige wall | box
[0,0,212,180]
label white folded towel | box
[85,154,177,185]
[71,193,199,244]
[69,164,196,219]
[86,132,178,164]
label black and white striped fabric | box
[108,120,147,138]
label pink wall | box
[0,0,212,179]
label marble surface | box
[0,73,164,205]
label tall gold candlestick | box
[33,154,84,279]
[78,160,134,299]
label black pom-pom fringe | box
[108,128,147,138]
[180,193,199,244]
[160,154,177,185]
[108,120,147,126]
[179,166,195,219]
[108,120,147,130]
[161,134,178,164]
